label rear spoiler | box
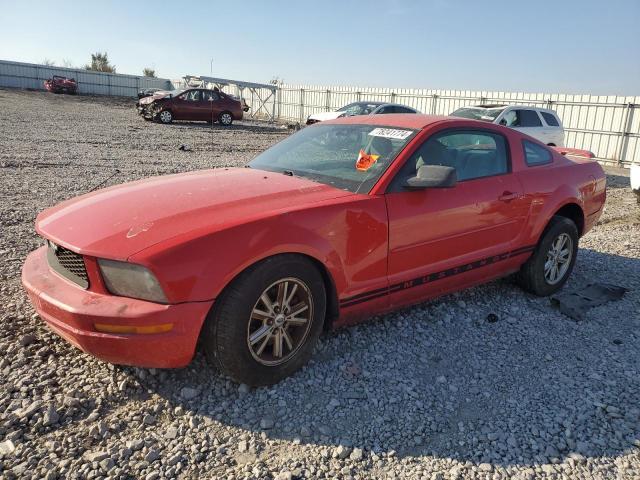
[552,147,595,159]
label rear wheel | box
[516,216,578,296]
[219,111,233,126]
[202,255,326,386]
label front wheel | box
[202,255,326,386]
[219,111,233,126]
[157,110,173,124]
[516,216,579,296]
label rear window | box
[523,140,553,166]
[541,112,560,127]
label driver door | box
[384,128,528,307]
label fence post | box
[326,89,331,111]
[390,92,396,104]
[276,87,281,121]
[356,91,362,102]
[431,94,438,115]
[615,103,633,167]
[299,88,305,124]
[271,88,277,122]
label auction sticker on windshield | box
[368,128,413,140]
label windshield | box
[249,124,417,193]
[450,107,504,122]
[337,102,383,116]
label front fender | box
[131,197,388,304]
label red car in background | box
[136,88,244,125]
[22,114,606,386]
[44,76,78,94]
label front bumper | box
[21,246,213,368]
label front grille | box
[46,241,89,289]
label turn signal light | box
[94,323,174,334]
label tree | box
[42,58,55,66]
[269,76,284,86]
[61,59,75,68]
[142,68,156,78]
[85,52,116,73]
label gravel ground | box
[1,88,639,480]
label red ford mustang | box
[22,115,606,385]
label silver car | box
[306,102,419,125]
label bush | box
[85,52,116,73]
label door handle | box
[498,191,519,202]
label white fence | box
[2,59,638,166]
[0,59,172,97]
[273,85,639,167]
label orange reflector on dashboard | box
[94,323,174,334]
[355,149,379,171]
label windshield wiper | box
[282,170,295,176]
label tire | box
[516,216,579,296]
[202,255,326,386]
[219,111,233,126]
[157,110,173,124]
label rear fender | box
[525,184,585,245]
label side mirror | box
[406,165,457,189]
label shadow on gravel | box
[124,247,639,467]
[605,172,630,189]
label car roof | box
[465,104,507,109]
[463,104,559,115]
[376,103,417,109]
[323,113,456,129]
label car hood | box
[36,168,354,260]
[308,111,345,122]
[139,91,172,104]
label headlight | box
[98,259,167,303]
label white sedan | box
[306,102,419,125]
[450,104,565,147]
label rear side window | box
[517,109,543,127]
[203,90,219,101]
[523,140,553,166]
[395,106,416,113]
[541,112,560,126]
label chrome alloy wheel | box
[544,233,573,285]
[247,278,313,366]
[220,112,232,125]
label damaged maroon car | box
[136,88,244,125]
[44,76,78,95]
